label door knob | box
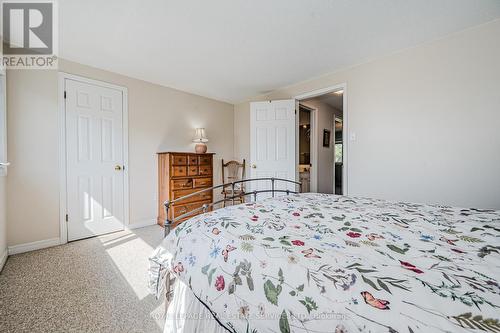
[251,164,257,169]
[115,165,122,171]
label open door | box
[250,100,296,198]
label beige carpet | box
[0,225,165,333]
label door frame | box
[0,72,7,177]
[334,116,344,194]
[297,103,318,192]
[294,83,348,195]
[58,73,129,244]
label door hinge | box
[65,214,68,222]
[64,91,67,99]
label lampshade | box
[193,128,208,143]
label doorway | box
[248,84,347,196]
[334,117,344,194]
[295,84,347,195]
[59,74,129,242]
[298,105,312,192]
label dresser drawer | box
[193,177,212,188]
[171,178,193,190]
[172,155,187,165]
[172,204,189,217]
[188,155,198,165]
[171,200,212,222]
[188,166,198,176]
[188,200,212,215]
[172,189,212,204]
[194,190,212,202]
[199,164,212,176]
[172,166,187,177]
[198,155,211,165]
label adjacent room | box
[1,1,499,333]
[299,88,345,195]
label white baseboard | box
[127,219,157,230]
[0,248,7,272]
[6,220,157,256]
[8,237,61,255]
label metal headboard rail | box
[163,177,301,236]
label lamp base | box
[195,143,207,154]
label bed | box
[149,192,500,333]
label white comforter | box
[149,193,500,333]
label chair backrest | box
[221,159,246,186]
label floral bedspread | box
[149,193,500,333]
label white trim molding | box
[0,248,7,272]
[7,237,61,255]
[58,73,130,245]
[126,219,157,231]
[296,103,318,193]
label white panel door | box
[66,79,125,241]
[250,100,296,199]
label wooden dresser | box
[157,152,214,227]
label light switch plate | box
[350,132,356,141]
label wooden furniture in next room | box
[157,152,214,227]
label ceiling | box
[59,0,500,103]
[322,93,343,111]
[306,92,344,111]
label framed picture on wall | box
[323,129,330,147]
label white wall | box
[235,20,500,209]
[7,59,234,247]
[0,176,6,270]
[0,72,7,269]
[234,102,251,167]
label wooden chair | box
[221,159,246,206]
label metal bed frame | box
[163,177,302,237]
